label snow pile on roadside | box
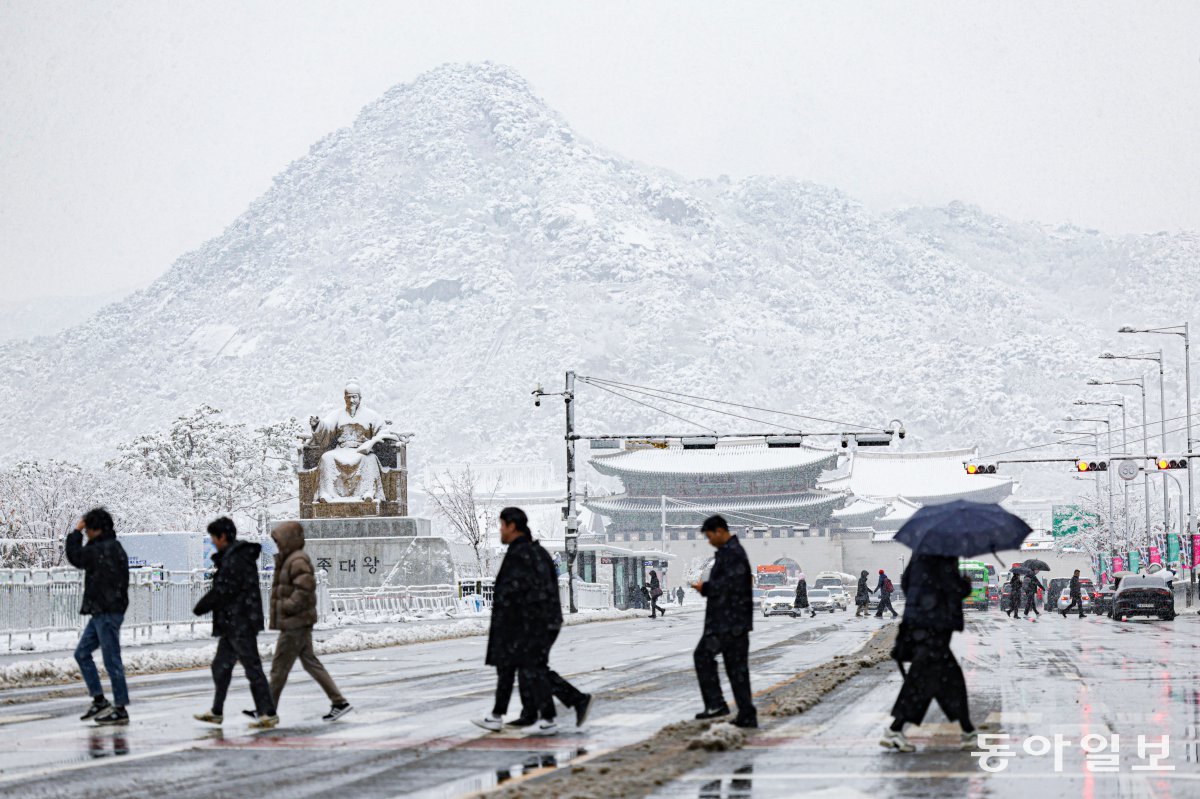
[687,721,745,752]
[0,607,646,691]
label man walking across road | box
[1005,572,1023,618]
[677,586,685,606]
[66,508,131,726]
[875,569,898,619]
[475,507,591,736]
[690,515,757,729]
[1060,569,1086,619]
[256,521,351,722]
[192,517,278,729]
[1022,572,1045,620]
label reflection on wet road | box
[650,612,1200,798]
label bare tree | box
[423,466,501,577]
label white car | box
[807,589,838,613]
[826,587,850,610]
[761,589,798,617]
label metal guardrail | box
[0,568,331,649]
[327,584,459,617]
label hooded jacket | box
[65,528,130,615]
[855,572,871,604]
[270,522,319,630]
[194,538,264,638]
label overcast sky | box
[2,1,1198,302]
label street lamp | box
[1055,427,1104,518]
[1076,399,1129,533]
[1088,376,1153,545]
[1100,351,1170,540]
[1120,324,1195,592]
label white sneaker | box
[879,728,915,753]
[529,719,559,736]
[471,714,503,732]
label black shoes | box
[732,716,758,729]
[574,694,593,727]
[506,715,538,728]
[323,702,353,722]
[80,697,112,722]
[695,704,731,720]
[93,706,129,726]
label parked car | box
[807,589,838,613]
[1111,574,1175,621]
[826,586,850,610]
[1055,588,1093,613]
[761,589,799,618]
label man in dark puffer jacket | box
[66,507,130,726]
[192,517,277,728]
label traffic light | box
[1155,457,1188,470]
[965,463,998,475]
[1076,460,1108,472]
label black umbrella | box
[1022,558,1051,572]
[894,499,1032,558]
[1010,566,1034,576]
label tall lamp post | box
[1088,376,1152,546]
[1101,351,1169,538]
[1055,427,1103,514]
[1119,324,1195,594]
[1076,399,1128,532]
[1064,415,1113,523]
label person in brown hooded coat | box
[265,521,351,722]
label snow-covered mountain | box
[0,63,1193,475]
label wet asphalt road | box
[650,609,1200,799]
[0,604,878,798]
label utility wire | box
[581,375,886,431]
[981,419,1193,460]
[584,381,717,434]
[578,377,802,433]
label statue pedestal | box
[273,515,444,589]
[311,499,379,519]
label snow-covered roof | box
[591,441,837,478]
[831,498,888,521]
[587,492,843,515]
[818,447,1013,505]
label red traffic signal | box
[1076,460,1108,472]
[1155,457,1188,470]
[965,463,998,475]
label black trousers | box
[1022,594,1040,615]
[891,630,970,728]
[651,597,666,617]
[211,634,275,716]
[1062,596,1085,616]
[876,594,897,617]
[493,664,587,719]
[694,633,755,722]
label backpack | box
[883,577,893,593]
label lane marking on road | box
[0,739,198,786]
[0,713,50,725]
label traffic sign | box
[1117,460,1140,482]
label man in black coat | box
[1022,572,1044,619]
[1005,572,1023,618]
[855,570,871,617]
[690,515,756,728]
[192,517,277,728]
[1061,569,1086,618]
[881,554,976,753]
[66,508,131,726]
[474,507,590,736]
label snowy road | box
[650,610,1200,799]
[0,605,877,798]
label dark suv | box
[1112,575,1175,621]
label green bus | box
[959,560,990,611]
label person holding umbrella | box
[1020,559,1048,620]
[880,500,1031,753]
[1005,570,1025,619]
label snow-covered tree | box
[423,466,501,577]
